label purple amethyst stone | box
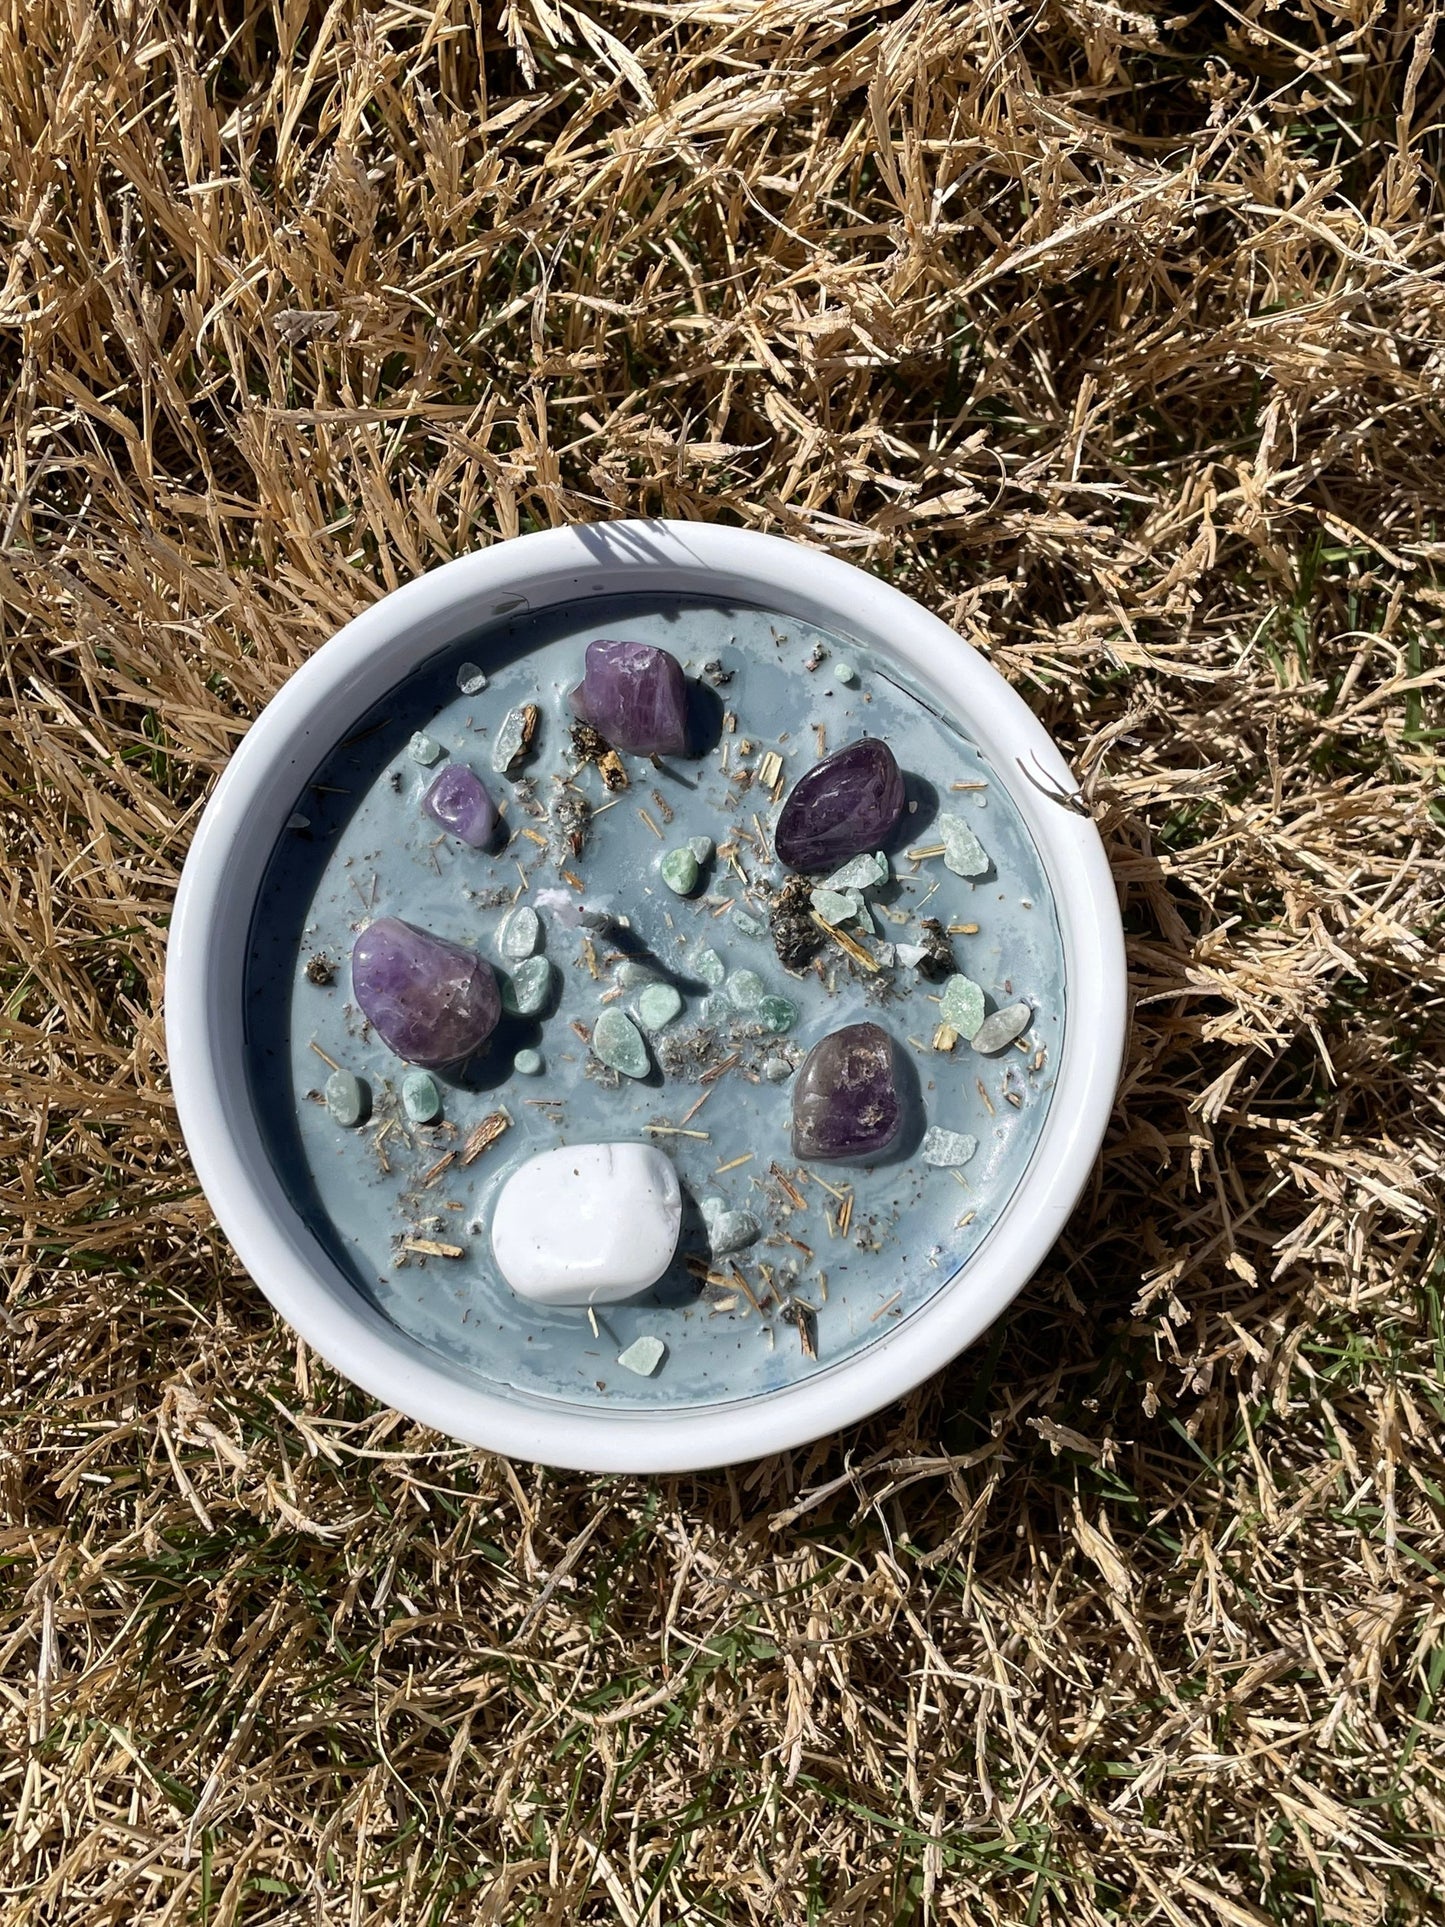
[774,738,905,871]
[791,1021,905,1163]
[569,639,689,756]
[351,917,501,1068]
[422,764,497,848]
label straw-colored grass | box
[3,2,1444,1921]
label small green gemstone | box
[833,661,859,685]
[498,905,541,961]
[939,973,986,1039]
[847,892,877,934]
[636,983,684,1032]
[513,1047,544,1076]
[921,1127,978,1168]
[502,956,553,1017]
[687,834,714,865]
[731,910,764,938]
[407,731,445,766]
[660,847,701,896]
[615,959,658,987]
[401,1070,441,1124]
[939,812,990,879]
[726,968,766,1010]
[324,1068,369,1127]
[823,851,889,892]
[695,947,726,987]
[617,1335,665,1376]
[809,888,854,926]
[593,1007,650,1078]
[756,995,798,1035]
[971,1001,1033,1054]
[701,1197,762,1255]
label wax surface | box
[244,593,1066,1410]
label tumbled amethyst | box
[351,917,501,1068]
[792,1021,905,1163]
[569,640,688,756]
[422,764,497,848]
[775,738,905,871]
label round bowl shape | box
[166,521,1125,1473]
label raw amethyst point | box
[775,738,905,871]
[351,916,501,1068]
[422,764,497,848]
[569,639,689,757]
[791,1020,905,1163]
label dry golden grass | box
[3,1,1445,1921]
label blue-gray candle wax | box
[245,593,1065,1409]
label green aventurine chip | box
[502,956,553,1017]
[636,983,684,1031]
[939,974,986,1040]
[756,995,798,1035]
[593,1008,650,1078]
[939,812,989,878]
[618,1335,665,1376]
[325,1068,370,1126]
[660,847,700,895]
[921,1127,978,1168]
[726,968,766,1009]
[402,1070,442,1123]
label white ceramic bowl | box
[166,521,1124,1471]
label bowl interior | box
[168,523,1123,1469]
[242,589,1066,1414]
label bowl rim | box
[166,519,1125,1471]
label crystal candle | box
[243,591,1066,1413]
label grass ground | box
[2,2,1444,1922]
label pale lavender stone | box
[422,764,497,848]
[351,917,501,1067]
[791,1020,905,1163]
[775,738,905,871]
[569,639,688,756]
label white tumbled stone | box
[490,1142,682,1306]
